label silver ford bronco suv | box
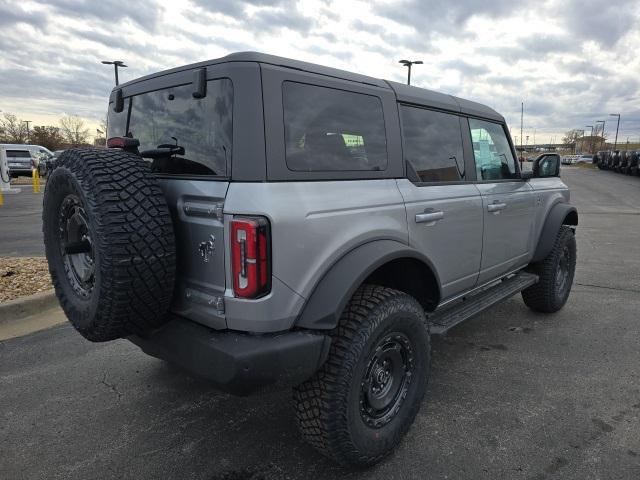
[43,52,577,466]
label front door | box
[397,105,483,300]
[468,118,536,283]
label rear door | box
[467,118,536,283]
[107,62,265,329]
[396,105,483,300]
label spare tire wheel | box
[42,148,176,341]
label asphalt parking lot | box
[1,166,639,480]
[0,180,46,257]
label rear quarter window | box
[6,150,32,158]
[282,82,387,172]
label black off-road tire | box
[522,226,576,313]
[293,285,430,466]
[43,148,176,342]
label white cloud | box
[0,0,639,142]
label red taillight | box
[231,217,271,298]
[107,136,140,149]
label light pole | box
[399,59,423,85]
[586,125,593,153]
[101,60,127,86]
[23,120,31,143]
[609,113,620,150]
[595,120,605,150]
[577,129,585,154]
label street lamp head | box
[609,113,620,117]
[413,60,424,65]
[101,60,127,67]
[399,60,411,65]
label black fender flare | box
[532,203,578,262]
[295,239,441,330]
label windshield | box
[107,78,233,177]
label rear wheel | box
[522,226,576,313]
[43,148,176,341]
[293,285,430,466]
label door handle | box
[487,202,507,213]
[415,210,444,224]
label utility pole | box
[23,120,31,143]
[101,60,128,86]
[399,60,423,85]
[520,102,523,162]
[596,120,605,150]
[610,113,620,150]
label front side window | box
[400,106,464,182]
[469,118,517,180]
[127,78,233,176]
[283,82,387,172]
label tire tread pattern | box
[522,226,576,313]
[293,284,429,466]
[43,148,176,341]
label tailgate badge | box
[198,235,216,263]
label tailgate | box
[159,178,229,329]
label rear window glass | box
[111,78,233,177]
[282,82,387,172]
[400,106,464,182]
[6,150,32,158]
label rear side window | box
[283,82,387,172]
[399,106,464,182]
[469,118,517,180]
[126,78,233,177]
[6,150,32,158]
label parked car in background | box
[34,149,64,177]
[610,151,621,171]
[619,151,631,174]
[628,151,639,176]
[0,144,53,177]
[561,155,573,165]
[575,154,592,164]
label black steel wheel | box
[58,194,95,298]
[360,332,414,429]
[294,285,430,466]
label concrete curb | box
[0,290,58,323]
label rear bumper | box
[129,316,331,395]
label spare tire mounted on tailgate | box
[43,148,176,341]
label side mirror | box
[532,155,560,178]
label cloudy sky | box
[1,0,639,144]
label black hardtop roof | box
[116,51,504,122]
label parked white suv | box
[0,144,53,177]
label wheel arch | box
[532,202,578,263]
[295,240,441,330]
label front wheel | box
[522,226,576,313]
[293,285,430,466]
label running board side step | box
[429,271,538,335]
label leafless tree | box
[0,112,28,143]
[59,115,90,146]
[562,129,583,153]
